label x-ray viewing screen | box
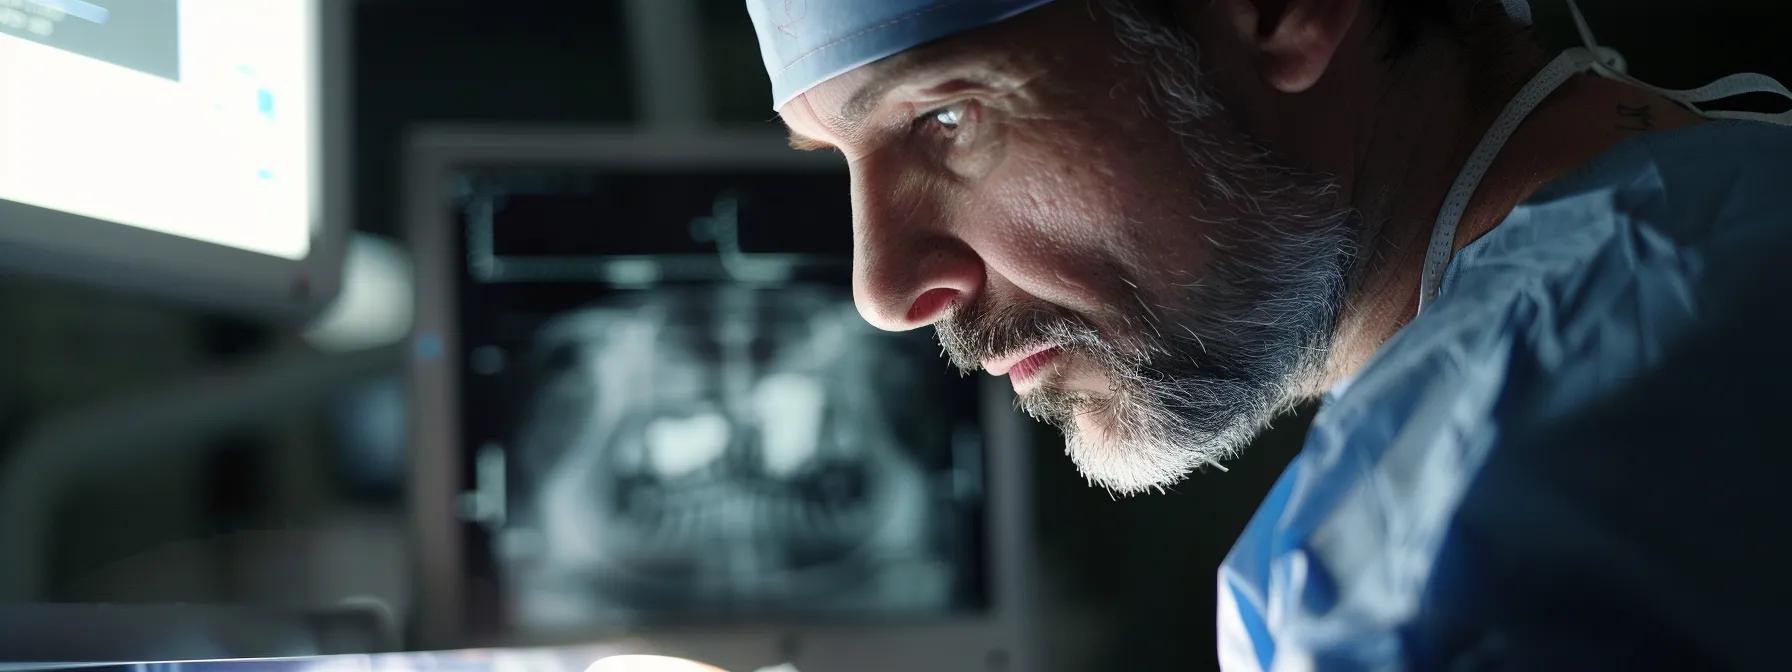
[452,170,989,632]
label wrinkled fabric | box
[745,0,1054,110]
[1218,120,1792,671]
[744,0,1531,111]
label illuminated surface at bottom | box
[586,656,729,672]
[5,647,793,672]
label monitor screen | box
[0,0,318,260]
[448,167,990,633]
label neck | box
[1308,38,1702,395]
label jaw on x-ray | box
[499,286,973,626]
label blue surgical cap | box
[746,0,1533,111]
[746,0,1056,110]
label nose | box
[848,170,985,332]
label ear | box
[1217,0,1363,93]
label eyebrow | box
[784,45,965,151]
[842,56,934,122]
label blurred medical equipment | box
[305,233,414,352]
[405,129,1040,672]
[0,0,349,319]
[0,342,402,601]
[0,603,396,663]
[0,2,388,660]
[0,0,363,589]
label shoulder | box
[1309,121,1792,667]
[1300,117,1792,566]
[1381,121,1792,420]
[1534,119,1792,255]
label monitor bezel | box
[0,0,351,322]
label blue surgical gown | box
[1218,120,1792,671]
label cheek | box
[959,118,1215,318]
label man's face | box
[780,1,1358,495]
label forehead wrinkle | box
[840,66,908,125]
[838,35,1010,125]
[796,33,1052,152]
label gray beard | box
[935,1,1360,496]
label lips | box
[982,343,1065,392]
[1007,347,1063,385]
[982,342,1059,376]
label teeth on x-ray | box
[753,373,825,478]
[644,412,731,478]
[496,286,977,624]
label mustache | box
[933,295,1108,373]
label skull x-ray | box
[479,286,986,629]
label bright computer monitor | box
[0,0,348,318]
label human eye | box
[914,101,973,138]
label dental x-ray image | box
[490,288,984,629]
[447,165,989,634]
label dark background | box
[1,1,1787,670]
